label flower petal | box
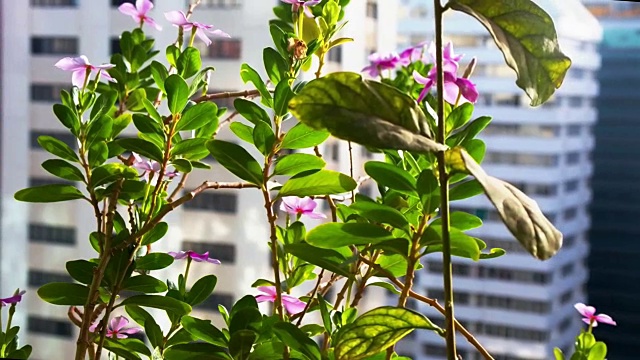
[574,303,596,317]
[119,327,141,335]
[168,251,188,260]
[594,314,617,326]
[206,257,222,264]
[55,56,88,72]
[165,11,190,26]
[209,29,231,38]
[137,0,153,14]
[443,81,462,105]
[455,77,479,103]
[282,295,306,314]
[255,295,274,303]
[194,28,212,46]
[118,3,139,17]
[144,17,162,31]
[257,286,277,297]
[298,197,317,213]
[110,316,129,331]
[72,69,89,88]
[305,211,327,219]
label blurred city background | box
[0,0,638,359]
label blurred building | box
[396,0,601,359]
[0,0,396,358]
[582,1,640,358]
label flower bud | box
[288,38,308,61]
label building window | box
[199,0,241,8]
[110,37,121,55]
[29,177,74,187]
[478,266,551,284]
[330,143,339,161]
[31,83,69,102]
[483,123,559,138]
[476,323,548,342]
[196,293,234,311]
[423,344,447,357]
[567,96,583,107]
[28,316,73,338]
[427,288,471,305]
[327,45,342,63]
[183,192,237,213]
[28,270,73,288]
[483,238,527,254]
[366,1,378,19]
[559,289,573,304]
[31,131,77,150]
[511,182,558,196]
[182,241,236,263]
[29,223,76,245]
[566,152,580,165]
[476,295,551,314]
[198,39,242,59]
[31,0,77,6]
[557,316,572,333]
[484,152,558,167]
[563,207,578,221]
[427,262,471,276]
[567,124,581,136]
[112,0,152,6]
[561,263,575,277]
[31,37,78,55]
[564,179,579,192]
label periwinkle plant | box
[8,0,612,359]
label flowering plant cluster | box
[6,0,614,359]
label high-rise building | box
[0,0,396,358]
[582,1,640,358]
[396,1,601,359]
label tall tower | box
[582,1,640,358]
[396,1,601,359]
[0,0,397,358]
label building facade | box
[0,0,396,358]
[582,1,640,358]
[396,0,601,359]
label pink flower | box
[281,0,321,17]
[131,153,178,182]
[168,250,221,264]
[118,0,161,31]
[164,11,230,46]
[280,196,326,219]
[574,303,617,327]
[398,42,428,66]
[55,56,115,88]
[90,316,140,339]
[0,290,25,307]
[413,42,478,104]
[362,52,400,78]
[255,286,306,315]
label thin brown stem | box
[193,89,261,103]
[168,173,189,202]
[295,269,325,326]
[348,141,355,203]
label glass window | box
[29,177,74,187]
[28,316,73,337]
[31,130,77,149]
[567,124,582,136]
[366,1,378,19]
[199,0,241,7]
[28,270,73,287]
[196,293,234,311]
[29,223,76,245]
[182,241,236,263]
[31,83,69,102]
[31,37,78,55]
[566,152,580,165]
[196,39,242,59]
[31,0,77,6]
[183,191,238,213]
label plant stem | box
[434,0,457,358]
[295,269,325,326]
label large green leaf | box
[240,63,273,107]
[334,306,440,360]
[180,316,228,347]
[306,223,395,249]
[177,102,219,132]
[281,122,330,150]
[454,148,562,259]
[37,283,89,305]
[273,322,321,360]
[206,140,263,185]
[289,72,446,154]
[284,243,354,278]
[37,135,78,162]
[120,295,192,316]
[122,275,168,293]
[448,0,571,106]
[15,184,84,203]
[279,170,356,197]
[364,161,416,195]
[186,275,218,306]
[273,153,326,176]
[165,74,189,115]
[41,159,84,182]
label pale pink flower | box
[574,303,617,327]
[281,0,321,17]
[168,250,221,264]
[118,0,162,30]
[362,52,400,78]
[255,286,306,315]
[0,290,25,307]
[131,153,178,182]
[280,196,326,219]
[90,316,140,339]
[164,11,230,46]
[55,56,115,88]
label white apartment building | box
[0,0,396,358]
[396,1,601,359]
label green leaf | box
[181,316,227,347]
[92,163,138,187]
[450,179,483,201]
[553,348,565,360]
[145,318,164,350]
[281,122,330,149]
[189,66,216,97]
[279,170,356,197]
[90,90,117,121]
[240,63,272,107]
[431,211,482,231]
[116,138,164,162]
[135,253,175,271]
[86,115,114,147]
[307,223,395,249]
[417,169,439,214]
[53,104,80,134]
[112,113,133,138]
[334,306,440,360]
[273,322,321,360]
[229,330,257,360]
[206,140,263,185]
[165,74,189,115]
[263,47,288,85]
[253,122,275,156]
[274,81,295,116]
[125,88,147,112]
[177,46,202,79]
[284,243,353,278]
[349,201,409,230]
[457,149,562,260]
[15,184,84,203]
[133,113,164,136]
[141,222,168,246]
[234,98,271,127]
[448,0,571,106]
[102,338,143,360]
[166,44,180,68]
[289,72,446,154]
[122,275,168,293]
[365,161,416,195]
[42,159,84,182]
[66,259,96,285]
[422,226,482,261]
[229,122,255,145]
[172,138,210,161]
[446,102,474,135]
[273,153,326,176]
[120,295,192,316]
[37,135,78,162]
[177,102,219,132]
[164,343,232,360]
[37,283,89,305]
[588,342,607,360]
[186,275,218,306]
[150,60,169,92]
